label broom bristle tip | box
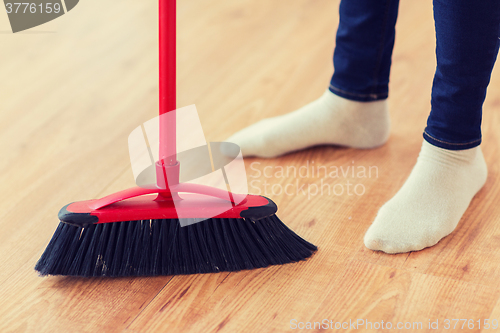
[35,216,317,277]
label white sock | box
[364,140,488,254]
[225,89,390,158]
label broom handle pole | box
[159,0,176,164]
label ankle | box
[331,94,390,149]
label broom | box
[35,0,317,277]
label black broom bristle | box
[35,216,317,277]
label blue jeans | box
[329,0,500,150]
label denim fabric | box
[330,0,500,150]
[330,0,400,102]
[424,0,500,150]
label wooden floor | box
[2,0,500,332]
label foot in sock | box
[225,89,390,158]
[364,140,488,254]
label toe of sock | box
[224,132,257,157]
[364,235,418,254]
[363,236,385,252]
[364,226,441,254]
[363,233,401,254]
[224,120,275,157]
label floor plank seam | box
[206,272,231,301]
[485,296,500,322]
[93,163,134,199]
[352,258,500,290]
[124,276,175,330]
[0,252,46,287]
[403,252,411,264]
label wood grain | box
[1,0,500,332]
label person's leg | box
[365,0,500,253]
[225,0,399,158]
[330,0,399,102]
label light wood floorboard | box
[1,0,500,332]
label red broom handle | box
[159,0,176,164]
